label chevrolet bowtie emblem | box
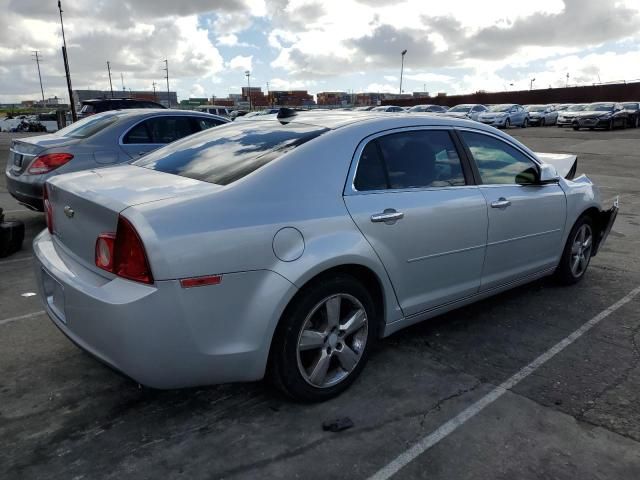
[64,205,75,218]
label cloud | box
[227,55,253,71]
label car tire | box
[540,118,545,127]
[269,273,378,402]
[522,118,528,128]
[608,119,614,130]
[573,124,579,131]
[635,116,639,128]
[555,215,594,285]
[504,118,511,129]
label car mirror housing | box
[539,164,560,184]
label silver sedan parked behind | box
[5,109,228,211]
[35,111,617,402]
[443,104,488,121]
[524,104,558,126]
[477,104,529,128]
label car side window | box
[195,118,224,130]
[354,130,467,191]
[123,121,153,144]
[146,116,197,143]
[460,131,538,185]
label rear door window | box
[354,130,467,191]
[146,116,198,143]
[194,117,225,131]
[123,121,153,144]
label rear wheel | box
[555,216,594,285]
[540,118,545,127]
[608,119,614,130]
[635,116,639,128]
[269,274,377,402]
[504,118,511,129]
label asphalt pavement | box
[1,125,639,479]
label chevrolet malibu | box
[34,111,617,402]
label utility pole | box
[106,61,114,98]
[530,77,536,91]
[399,49,407,95]
[32,50,45,104]
[121,72,125,92]
[566,73,570,88]
[58,0,77,121]
[162,59,171,108]
[245,70,251,110]
[152,81,157,101]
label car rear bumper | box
[33,230,297,388]
[5,171,44,211]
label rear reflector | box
[28,153,73,175]
[95,233,115,270]
[180,275,222,288]
[43,184,53,234]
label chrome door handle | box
[491,198,511,209]
[371,209,404,223]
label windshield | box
[526,106,546,112]
[586,103,614,112]
[449,105,471,112]
[566,104,586,111]
[134,121,328,185]
[488,104,512,112]
[408,105,427,112]
[623,103,639,109]
[53,113,120,139]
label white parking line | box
[0,310,46,326]
[368,285,640,480]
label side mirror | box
[539,163,560,184]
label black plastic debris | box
[0,208,25,258]
[322,417,354,433]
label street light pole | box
[530,77,536,90]
[57,0,77,121]
[32,50,45,104]
[245,70,251,110]
[399,49,407,95]
[106,61,114,98]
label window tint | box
[460,131,538,185]
[123,121,152,144]
[354,142,387,191]
[135,122,328,185]
[354,130,466,191]
[147,116,196,143]
[55,114,119,139]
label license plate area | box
[42,268,66,323]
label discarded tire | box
[0,220,25,258]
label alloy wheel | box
[296,294,368,388]
[570,224,593,278]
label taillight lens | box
[43,184,53,234]
[95,215,153,284]
[28,153,73,175]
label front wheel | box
[504,118,511,129]
[540,118,545,127]
[555,216,594,285]
[269,274,377,402]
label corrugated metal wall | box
[382,82,640,107]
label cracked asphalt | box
[1,126,639,479]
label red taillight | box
[95,215,153,284]
[43,184,53,234]
[28,153,73,175]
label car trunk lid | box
[9,135,80,175]
[47,165,219,267]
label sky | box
[2,0,640,103]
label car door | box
[344,128,488,316]
[120,116,197,158]
[458,129,567,290]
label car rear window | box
[54,114,119,139]
[134,121,328,185]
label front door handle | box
[371,209,404,224]
[491,198,511,209]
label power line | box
[32,50,45,104]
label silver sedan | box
[34,111,617,401]
[5,109,228,210]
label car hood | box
[535,152,578,180]
[528,112,544,116]
[444,112,470,118]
